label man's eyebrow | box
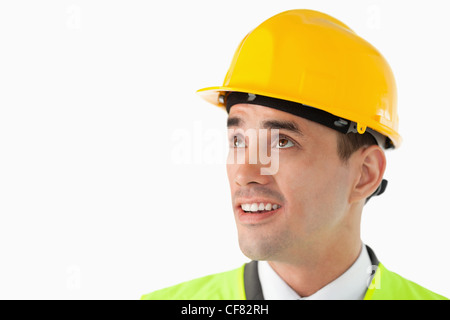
[261,119,304,136]
[227,116,244,128]
[227,117,304,136]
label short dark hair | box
[337,132,378,162]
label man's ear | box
[350,145,387,204]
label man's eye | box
[232,136,246,148]
[276,137,294,149]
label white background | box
[0,0,449,299]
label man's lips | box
[237,201,282,213]
[235,199,283,224]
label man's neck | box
[267,240,363,297]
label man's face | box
[226,104,358,263]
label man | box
[142,9,447,300]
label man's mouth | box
[240,202,282,214]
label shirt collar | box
[257,244,373,300]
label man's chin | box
[237,233,287,261]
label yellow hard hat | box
[197,9,401,149]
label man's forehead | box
[228,103,302,122]
[227,104,305,136]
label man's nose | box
[229,130,278,185]
[233,154,272,186]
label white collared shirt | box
[258,244,373,300]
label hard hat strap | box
[226,92,353,134]
[366,179,388,204]
[346,121,392,150]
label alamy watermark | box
[170,122,280,175]
[66,5,82,30]
[66,265,81,290]
[366,4,381,30]
[367,265,381,290]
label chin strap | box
[365,179,388,204]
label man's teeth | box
[241,203,280,212]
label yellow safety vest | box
[141,246,447,300]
